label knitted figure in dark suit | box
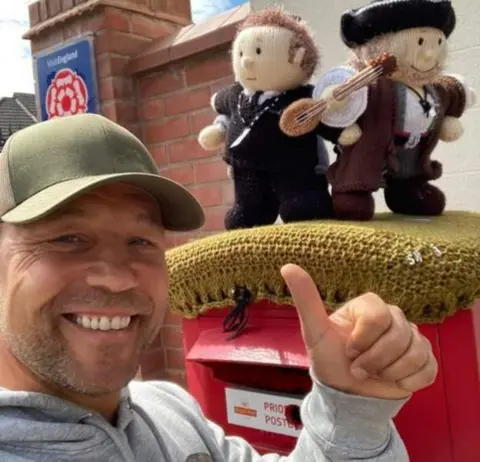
[197,8,347,230]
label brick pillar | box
[129,2,251,384]
[136,48,235,385]
[24,0,191,134]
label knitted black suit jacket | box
[213,82,340,172]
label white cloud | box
[191,0,246,23]
[0,1,34,97]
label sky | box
[0,0,247,98]
[0,2,34,97]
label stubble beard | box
[0,289,158,396]
[1,316,148,395]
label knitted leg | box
[384,177,446,216]
[274,170,332,223]
[332,191,375,221]
[225,167,279,230]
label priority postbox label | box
[225,387,304,437]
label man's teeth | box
[75,315,131,331]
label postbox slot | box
[185,325,309,368]
[186,325,311,394]
[210,362,311,394]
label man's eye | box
[129,238,154,247]
[50,235,82,244]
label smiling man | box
[0,114,437,461]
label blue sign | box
[33,35,99,121]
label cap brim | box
[0,173,205,231]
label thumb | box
[280,264,331,350]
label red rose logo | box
[45,68,88,119]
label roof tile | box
[128,3,250,75]
[0,93,38,151]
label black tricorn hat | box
[340,0,456,48]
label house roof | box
[128,3,250,75]
[0,93,38,151]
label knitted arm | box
[211,83,242,116]
[208,115,231,167]
[432,75,475,142]
[432,75,470,118]
[198,90,237,152]
[311,77,366,146]
[213,114,230,131]
[314,68,369,127]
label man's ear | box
[293,47,306,66]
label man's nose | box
[241,56,254,69]
[86,260,139,293]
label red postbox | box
[166,212,480,461]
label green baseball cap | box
[0,113,205,231]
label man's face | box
[232,26,308,91]
[0,183,168,395]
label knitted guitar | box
[280,53,398,137]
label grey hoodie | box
[0,376,409,461]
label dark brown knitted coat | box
[328,75,467,194]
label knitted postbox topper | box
[166,213,480,327]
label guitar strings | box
[295,66,383,125]
[295,66,382,124]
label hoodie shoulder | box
[128,380,201,412]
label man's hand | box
[281,264,438,400]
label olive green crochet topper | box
[166,212,480,324]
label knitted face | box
[354,27,448,86]
[232,26,309,92]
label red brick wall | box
[136,47,235,385]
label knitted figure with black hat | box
[198,8,345,230]
[303,0,476,220]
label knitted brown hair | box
[238,8,319,79]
